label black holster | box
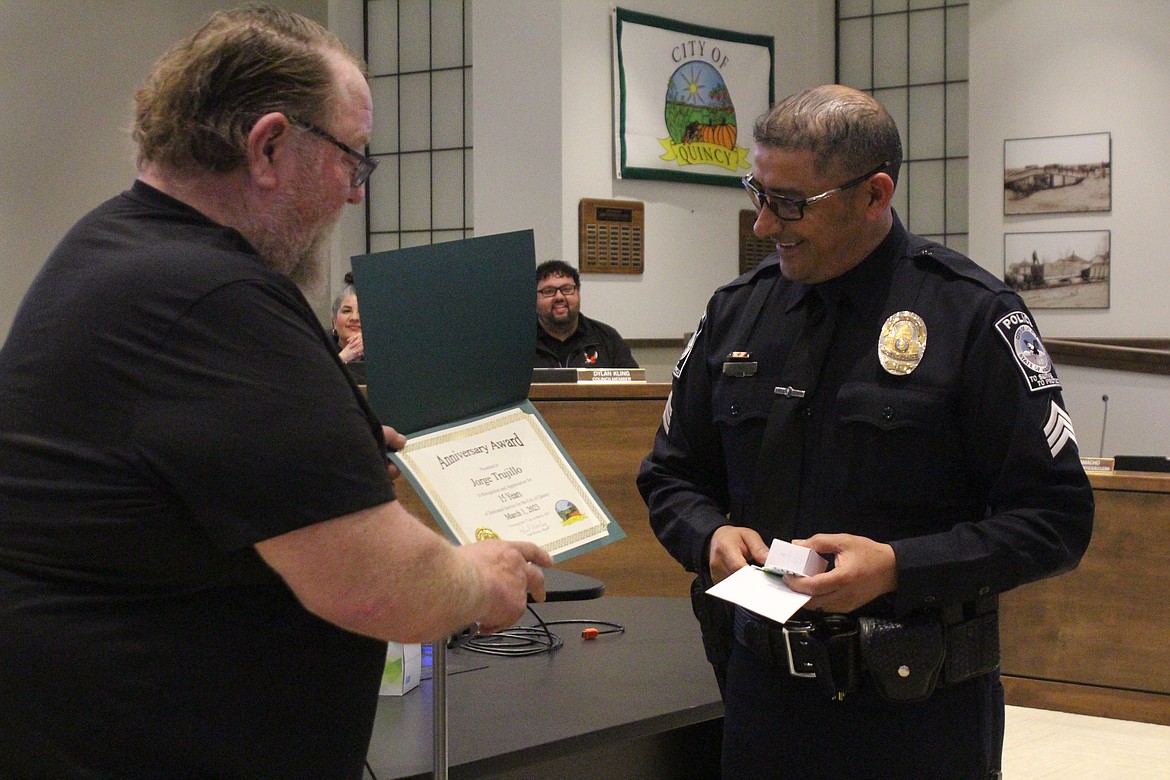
[690,572,736,698]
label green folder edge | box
[387,400,625,564]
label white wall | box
[2,0,1164,454]
[968,0,1170,455]
[472,0,836,341]
[969,0,1170,339]
[0,0,332,340]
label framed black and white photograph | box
[1004,230,1110,309]
[1003,132,1111,215]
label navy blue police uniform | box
[637,214,1093,779]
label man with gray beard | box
[0,6,549,778]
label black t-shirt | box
[534,313,639,368]
[0,182,396,778]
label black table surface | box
[364,596,723,779]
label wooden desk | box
[395,383,694,598]
[364,597,723,779]
[999,470,1170,725]
[390,381,1170,723]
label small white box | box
[380,642,421,696]
[762,539,828,578]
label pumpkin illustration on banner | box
[665,61,737,150]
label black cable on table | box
[457,604,624,657]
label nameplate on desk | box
[1080,456,1115,473]
[579,368,645,383]
[531,368,647,384]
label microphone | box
[1099,394,1109,458]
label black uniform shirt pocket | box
[836,381,959,520]
[712,375,780,507]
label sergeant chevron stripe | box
[1043,400,1078,458]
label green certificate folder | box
[351,230,624,562]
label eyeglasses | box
[741,161,889,221]
[290,118,379,188]
[537,284,578,298]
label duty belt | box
[732,598,1000,701]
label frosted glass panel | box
[464,148,474,229]
[891,170,909,218]
[399,0,431,72]
[431,150,465,230]
[839,18,873,89]
[369,77,398,154]
[909,10,944,84]
[873,15,908,88]
[432,230,470,245]
[837,2,968,246]
[907,159,945,235]
[371,233,401,253]
[368,156,400,233]
[399,152,432,232]
[464,2,473,63]
[432,69,465,150]
[873,87,908,156]
[400,232,434,249]
[838,0,872,17]
[946,81,968,157]
[367,0,398,75]
[399,73,431,152]
[946,6,969,81]
[946,158,968,233]
[908,84,945,160]
[431,0,465,69]
[364,1,481,245]
[465,69,474,141]
[946,234,967,256]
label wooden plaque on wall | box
[579,198,644,274]
[738,209,773,274]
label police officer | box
[637,85,1093,779]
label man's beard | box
[240,155,341,290]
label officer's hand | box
[707,525,769,584]
[784,533,898,613]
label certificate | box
[353,230,625,562]
[392,402,620,561]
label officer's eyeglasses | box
[742,161,888,221]
[538,284,578,298]
[290,118,379,188]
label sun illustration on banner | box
[554,499,587,526]
[659,60,749,173]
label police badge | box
[878,311,928,375]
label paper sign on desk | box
[351,230,624,563]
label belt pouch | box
[944,611,1000,684]
[858,616,945,703]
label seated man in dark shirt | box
[534,260,638,368]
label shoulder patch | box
[674,314,704,379]
[994,311,1061,392]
